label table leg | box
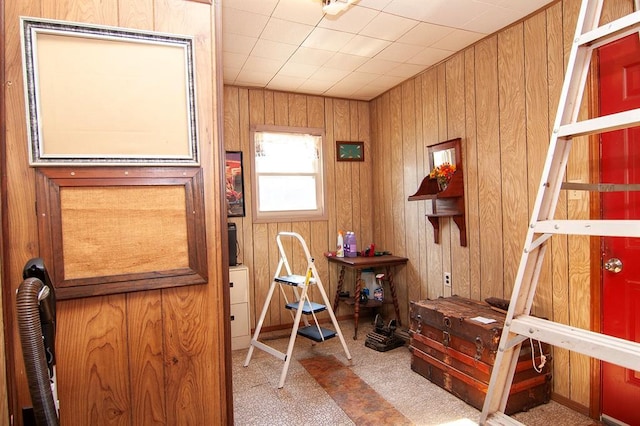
[386,266,401,326]
[353,269,362,340]
[333,265,346,313]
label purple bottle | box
[345,232,357,257]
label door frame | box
[587,55,602,419]
[0,2,15,423]
[589,2,640,419]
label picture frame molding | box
[20,16,200,166]
[336,141,364,162]
[225,150,246,217]
[35,167,208,299]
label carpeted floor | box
[233,319,598,425]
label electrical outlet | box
[444,272,452,287]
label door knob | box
[604,258,623,273]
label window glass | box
[251,126,326,222]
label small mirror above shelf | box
[408,138,467,246]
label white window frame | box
[250,125,327,223]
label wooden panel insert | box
[36,167,208,299]
[35,33,190,157]
[60,186,189,279]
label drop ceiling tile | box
[359,12,419,41]
[464,6,522,34]
[382,0,441,20]
[324,52,369,71]
[279,62,320,79]
[435,29,484,52]
[310,67,351,83]
[414,0,490,28]
[223,0,278,16]
[318,6,379,33]
[297,79,336,93]
[472,0,504,5]
[223,33,258,55]
[387,62,425,78]
[251,39,298,61]
[340,35,390,57]
[339,71,379,86]
[397,22,453,47]
[222,7,269,38]
[323,79,358,98]
[480,0,553,14]
[376,42,424,63]
[355,0,393,11]
[509,0,552,15]
[366,74,406,89]
[224,52,248,69]
[272,0,325,26]
[327,73,377,97]
[302,28,355,52]
[261,18,315,46]
[351,84,387,100]
[407,46,453,66]
[357,57,402,74]
[243,56,286,75]
[289,47,335,66]
[267,74,306,91]
[298,86,328,96]
[235,69,275,87]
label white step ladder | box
[243,231,352,389]
[480,0,640,424]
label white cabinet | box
[229,265,250,350]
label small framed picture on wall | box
[336,141,364,162]
[225,151,245,217]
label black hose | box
[16,277,59,426]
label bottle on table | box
[345,231,357,258]
[336,230,344,258]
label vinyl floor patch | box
[299,355,412,426]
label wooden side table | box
[326,254,408,339]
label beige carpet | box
[233,319,599,425]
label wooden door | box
[599,33,640,426]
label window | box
[251,125,326,222]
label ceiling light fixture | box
[322,0,359,15]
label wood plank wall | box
[224,0,632,413]
[370,0,631,410]
[224,87,372,329]
[2,1,229,425]
[0,2,8,420]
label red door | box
[599,34,640,426]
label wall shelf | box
[408,138,467,246]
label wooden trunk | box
[409,296,551,415]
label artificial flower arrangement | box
[429,162,457,190]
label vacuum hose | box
[16,277,60,426]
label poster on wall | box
[225,151,245,217]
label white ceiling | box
[222,0,555,101]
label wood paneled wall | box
[224,87,373,329]
[0,3,9,419]
[2,1,229,425]
[370,0,632,410]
